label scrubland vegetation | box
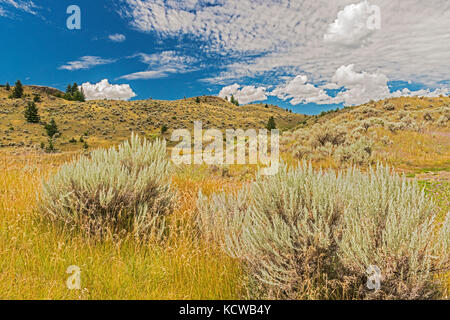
[0,84,448,300]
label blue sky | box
[1,0,449,115]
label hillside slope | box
[0,86,305,151]
[281,96,450,172]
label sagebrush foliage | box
[197,163,449,299]
[40,134,176,239]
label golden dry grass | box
[0,151,246,299]
[0,86,304,152]
[1,87,449,299]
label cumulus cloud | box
[272,75,331,105]
[120,51,197,80]
[108,33,126,42]
[390,87,450,99]
[81,79,136,101]
[59,56,115,71]
[272,65,450,107]
[218,83,268,105]
[330,64,390,105]
[118,0,449,102]
[324,1,379,47]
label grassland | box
[0,86,304,152]
[0,85,448,299]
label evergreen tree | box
[44,118,59,137]
[5,82,10,91]
[230,95,239,106]
[79,86,85,102]
[266,116,276,130]
[64,83,85,102]
[12,80,24,98]
[46,139,56,153]
[71,83,78,95]
[24,101,40,123]
[195,97,201,103]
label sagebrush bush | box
[197,163,449,299]
[335,137,374,166]
[309,123,347,148]
[40,134,176,239]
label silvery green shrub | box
[197,163,449,299]
[40,134,175,239]
[334,137,374,166]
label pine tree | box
[65,84,73,100]
[44,118,59,137]
[79,87,85,102]
[230,95,239,106]
[195,97,201,103]
[12,80,24,98]
[24,101,40,123]
[5,82,10,91]
[71,83,78,95]
[266,116,276,130]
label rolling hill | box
[0,85,305,151]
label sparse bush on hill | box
[436,114,449,126]
[197,164,449,299]
[335,136,373,166]
[33,94,42,103]
[39,134,176,239]
[5,82,10,91]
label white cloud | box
[390,87,450,99]
[81,79,136,101]
[331,64,390,105]
[119,0,332,53]
[120,51,197,80]
[119,1,450,101]
[108,33,126,42]
[120,69,170,80]
[324,1,378,47]
[272,75,331,105]
[0,0,38,15]
[59,56,115,71]
[272,65,450,107]
[218,83,267,105]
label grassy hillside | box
[0,84,448,300]
[0,86,304,151]
[281,95,450,173]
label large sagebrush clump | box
[197,163,449,299]
[40,134,175,239]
